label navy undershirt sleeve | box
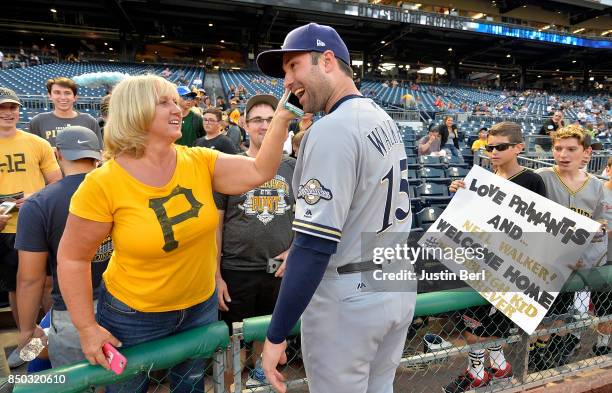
[266,232,337,344]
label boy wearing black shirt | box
[446,122,547,393]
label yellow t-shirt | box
[229,108,240,125]
[471,139,487,152]
[69,145,220,312]
[0,130,59,233]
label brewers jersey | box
[292,96,412,269]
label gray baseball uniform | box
[536,167,604,220]
[293,96,416,393]
[536,167,605,315]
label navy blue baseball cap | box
[257,23,351,78]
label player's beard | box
[303,67,332,114]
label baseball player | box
[257,23,416,393]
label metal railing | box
[4,267,612,393]
[387,110,422,122]
[7,322,229,393]
[230,266,612,393]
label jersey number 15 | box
[378,158,411,234]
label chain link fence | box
[219,266,611,393]
[3,269,611,393]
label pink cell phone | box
[102,343,127,375]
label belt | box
[336,261,381,275]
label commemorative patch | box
[297,179,332,205]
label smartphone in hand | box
[0,201,16,215]
[102,343,127,375]
[285,92,304,117]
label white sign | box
[418,165,601,334]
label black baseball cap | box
[257,23,351,78]
[55,126,102,161]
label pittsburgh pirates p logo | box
[149,185,203,252]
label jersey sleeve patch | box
[296,179,333,205]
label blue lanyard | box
[328,94,364,114]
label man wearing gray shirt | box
[28,77,102,147]
[214,94,295,387]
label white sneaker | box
[246,367,268,387]
[8,347,26,369]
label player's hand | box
[216,275,231,312]
[275,89,299,123]
[0,214,11,232]
[262,338,288,393]
[18,324,47,349]
[275,262,286,278]
[78,323,122,370]
[449,180,465,193]
[428,134,437,143]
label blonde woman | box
[57,74,294,392]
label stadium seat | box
[406,156,418,165]
[415,183,452,207]
[419,156,443,166]
[416,206,444,231]
[446,167,469,179]
[418,167,448,182]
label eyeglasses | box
[485,143,518,153]
[181,95,195,101]
[246,117,274,126]
[203,118,218,123]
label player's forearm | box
[267,233,336,344]
[58,259,96,330]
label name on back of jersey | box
[366,119,404,158]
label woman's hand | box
[276,89,299,123]
[78,323,122,370]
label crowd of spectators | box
[0,45,60,70]
[1,63,611,391]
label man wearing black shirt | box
[537,110,564,152]
[195,108,236,154]
[15,126,112,367]
[447,122,546,392]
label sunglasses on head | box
[485,143,518,153]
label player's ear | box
[323,50,335,73]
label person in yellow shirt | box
[0,87,61,368]
[471,127,489,166]
[471,127,488,152]
[57,74,295,393]
[401,93,414,109]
